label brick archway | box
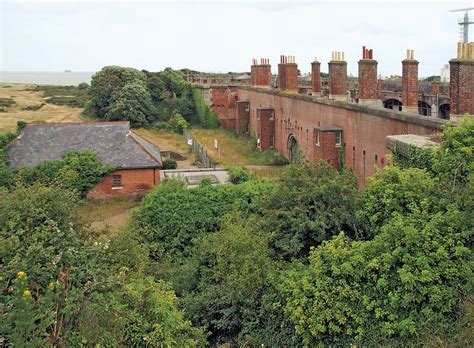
[288,134,299,163]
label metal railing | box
[183,130,216,168]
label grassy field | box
[0,84,86,133]
[77,196,142,233]
[248,166,287,181]
[190,128,285,166]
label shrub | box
[78,82,89,89]
[22,103,45,111]
[272,154,290,166]
[162,159,177,170]
[0,97,15,107]
[227,165,250,184]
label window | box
[316,129,321,146]
[335,131,342,146]
[269,111,274,120]
[269,135,275,148]
[112,175,122,187]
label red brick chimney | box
[278,55,298,93]
[402,49,419,113]
[311,58,321,96]
[358,46,379,106]
[328,51,348,101]
[251,58,271,87]
[449,42,474,122]
[431,82,440,94]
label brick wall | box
[313,130,341,170]
[251,64,271,87]
[278,63,298,92]
[402,59,419,109]
[235,101,250,135]
[256,108,275,151]
[358,59,378,100]
[311,61,321,93]
[210,87,236,129]
[239,87,444,186]
[328,61,348,97]
[449,59,474,116]
[87,168,159,198]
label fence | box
[183,129,216,168]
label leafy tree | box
[88,66,147,118]
[105,82,156,127]
[261,161,359,259]
[280,206,472,346]
[357,166,441,238]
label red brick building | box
[6,122,162,198]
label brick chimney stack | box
[402,49,419,113]
[251,58,271,87]
[328,51,348,101]
[449,42,474,122]
[311,58,321,97]
[358,46,379,106]
[278,55,298,93]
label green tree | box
[106,82,156,127]
[262,161,359,259]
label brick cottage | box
[6,122,162,198]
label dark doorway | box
[439,104,450,119]
[418,101,432,116]
[383,98,403,111]
[288,134,299,163]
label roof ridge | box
[128,131,162,165]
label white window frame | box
[316,129,321,146]
[335,131,342,147]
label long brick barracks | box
[187,43,474,185]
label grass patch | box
[22,103,45,111]
[0,97,15,108]
[248,166,287,181]
[134,128,190,153]
[77,196,142,225]
[190,128,286,166]
[26,85,89,108]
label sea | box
[0,71,94,86]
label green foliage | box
[105,81,156,127]
[180,216,276,344]
[77,277,205,347]
[18,151,113,197]
[78,82,89,89]
[162,158,177,169]
[163,112,189,134]
[392,144,435,173]
[0,97,15,107]
[131,178,277,259]
[226,165,250,184]
[22,103,45,111]
[192,87,219,128]
[357,166,440,238]
[280,204,471,345]
[27,84,89,108]
[262,161,359,259]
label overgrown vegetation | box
[0,117,472,346]
[26,85,90,108]
[87,66,216,129]
[0,97,15,108]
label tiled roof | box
[7,122,162,169]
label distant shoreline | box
[0,71,94,86]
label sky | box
[1,0,473,77]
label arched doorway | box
[288,134,299,163]
[383,98,403,111]
[418,101,432,116]
[439,103,450,119]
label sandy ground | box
[0,83,84,132]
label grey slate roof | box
[7,122,162,169]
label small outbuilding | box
[7,122,162,198]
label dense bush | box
[227,165,250,184]
[131,178,276,259]
[162,158,177,169]
[18,151,114,197]
[192,87,219,128]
